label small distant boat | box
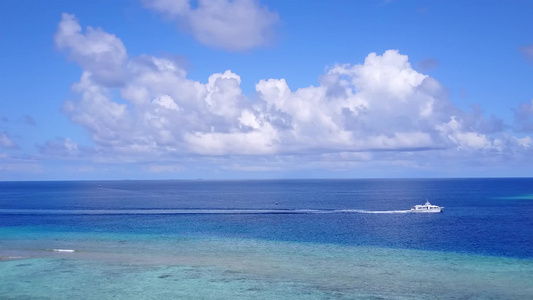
[411,200,444,213]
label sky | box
[0,0,532,181]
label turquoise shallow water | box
[1,179,533,299]
[1,231,532,299]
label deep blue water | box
[1,178,532,258]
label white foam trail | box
[336,209,412,214]
[50,249,76,253]
[0,209,327,215]
[0,209,413,215]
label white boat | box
[411,200,444,213]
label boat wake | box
[49,249,76,253]
[336,209,412,214]
[0,208,414,215]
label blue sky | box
[1,0,532,180]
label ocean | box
[1,178,532,299]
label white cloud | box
[205,70,246,119]
[435,116,516,151]
[184,121,279,155]
[143,0,279,51]
[63,72,131,146]
[515,136,532,148]
[55,14,532,173]
[0,132,18,149]
[38,138,81,158]
[254,50,454,153]
[153,95,180,111]
[55,13,127,86]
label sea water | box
[1,179,532,299]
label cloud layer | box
[52,13,532,173]
[143,0,279,51]
[0,132,18,149]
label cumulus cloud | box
[63,72,132,147]
[436,116,499,150]
[143,0,279,51]
[55,13,127,86]
[56,14,532,171]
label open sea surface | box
[1,178,532,299]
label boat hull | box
[411,207,443,213]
